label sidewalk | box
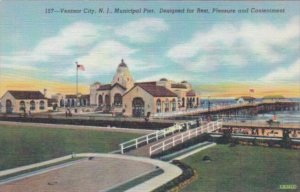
[0,121,153,134]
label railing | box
[119,119,203,154]
[149,120,222,156]
[152,103,260,118]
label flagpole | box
[76,62,78,107]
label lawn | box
[182,145,300,192]
[0,125,142,170]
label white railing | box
[120,123,183,154]
[149,120,222,156]
[119,119,205,154]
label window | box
[165,99,169,112]
[182,98,185,107]
[60,99,64,107]
[30,100,35,111]
[172,99,176,111]
[19,101,25,111]
[114,93,122,106]
[156,99,161,113]
[39,100,45,110]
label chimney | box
[43,89,47,98]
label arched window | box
[114,93,122,106]
[6,100,13,113]
[156,99,161,113]
[171,99,176,111]
[60,99,64,107]
[39,100,45,110]
[71,99,75,107]
[19,101,25,112]
[182,98,185,107]
[30,100,35,111]
[66,99,70,107]
[132,97,145,117]
[165,99,169,112]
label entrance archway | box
[6,99,13,113]
[132,97,145,117]
[98,95,103,106]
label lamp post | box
[208,96,211,121]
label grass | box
[182,145,300,192]
[0,125,142,171]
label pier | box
[153,101,300,119]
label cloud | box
[33,22,101,59]
[167,17,300,72]
[69,40,160,79]
[260,59,300,83]
[115,18,169,43]
[3,21,101,65]
[137,73,192,83]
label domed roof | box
[118,59,127,67]
[181,80,188,83]
[160,78,168,81]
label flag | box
[249,88,255,93]
[76,62,85,71]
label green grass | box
[0,125,142,171]
[182,145,300,192]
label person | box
[65,110,68,118]
[28,110,31,117]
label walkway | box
[0,153,182,192]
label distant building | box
[90,59,201,117]
[262,95,287,102]
[0,90,47,113]
[236,96,256,104]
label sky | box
[0,1,299,98]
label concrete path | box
[0,121,153,134]
[0,153,182,192]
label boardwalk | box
[223,122,300,130]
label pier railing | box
[149,120,222,156]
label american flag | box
[76,62,85,71]
[249,88,255,93]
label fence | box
[149,120,222,156]
[152,103,258,118]
[119,120,203,154]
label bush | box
[153,160,195,192]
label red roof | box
[8,90,46,100]
[171,84,187,89]
[138,84,177,97]
[97,84,111,91]
[65,94,77,99]
[186,90,196,97]
[134,81,156,86]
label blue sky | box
[0,1,299,97]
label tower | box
[111,59,134,90]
